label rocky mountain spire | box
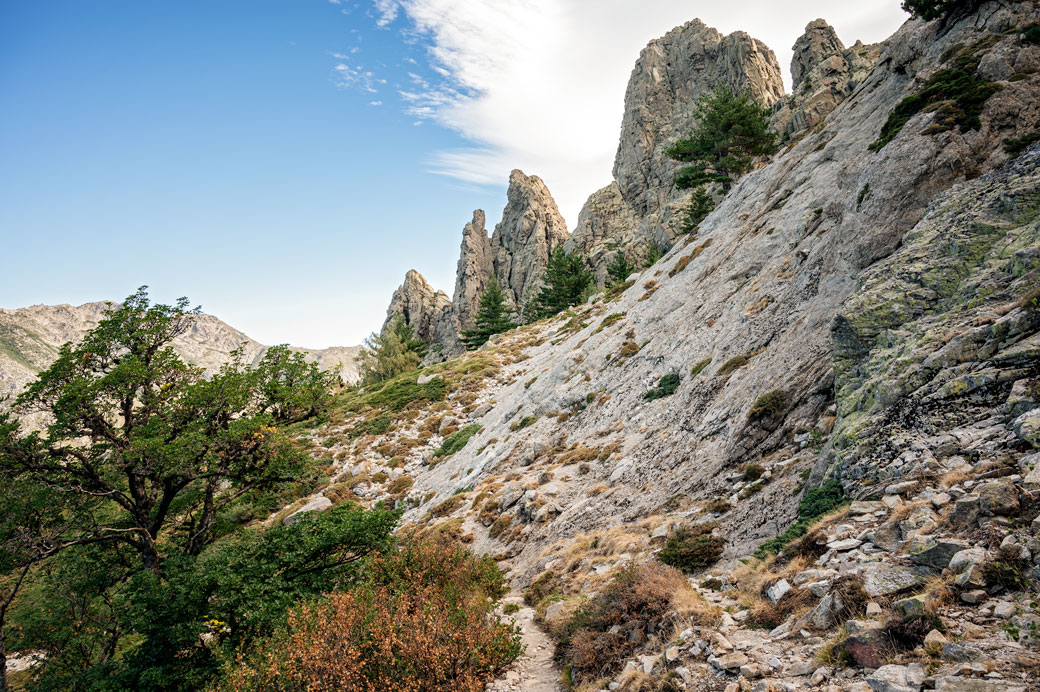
[489,170,569,310]
[452,210,494,331]
[381,269,451,344]
[771,19,880,135]
[568,19,785,283]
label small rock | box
[909,538,970,569]
[931,492,952,508]
[978,478,1019,517]
[828,538,863,552]
[886,480,918,496]
[766,579,792,604]
[810,667,832,685]
[949,547,988,575]
[924,630,949,648]
[949,495,980,528]
[711,652,749,672]
[960,589,988,604]
[893,594,928,616]
[866,602,883,617]
[941,642,982,662]
[992,601,1016,619]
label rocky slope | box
[278,3,1040,691]
[0,301,362,407]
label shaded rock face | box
[381,269,452,345]
[833,144,1040,482]
[772,19,880,136]
[568,19,784,281]
[452,210,494,331]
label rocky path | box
[487,592,563,692]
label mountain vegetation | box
[461,277,517,350]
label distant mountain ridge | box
[0,301,362,406]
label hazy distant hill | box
[0,301,362,405]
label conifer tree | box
[529,247,593,320]
[461,276,517,350]
[606,250,635,286]
[359,315,425,385]
[665,86,778,190]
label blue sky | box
[0,0,906,347]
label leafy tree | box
[0,288,321,571]
[681,188,716,233]
[253,345,341,422]
[528,247,594,320]
[901,0,977,21]
[461,276,517,350]
[113,503,400,691]
[358,315,425,385]
[665,86,778,190]
[605,250,635,286]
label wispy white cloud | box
[333,62,386,93]
[364,0,906,224]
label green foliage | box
[363,371,448,412]
[462,276,518,350]
[254,345,341,422]
[434,423,483,459]
[754,479,847,558]
[900,0,976,21]
[1004,132,1040,158]
[748,389,787,420]
[856,183,871,208]
[529,247,594,320]
[681,188,716,233]
[643,241,664,268]
[742,463,765,482]
[358,315,426,386]
[509,415,538,431]
[606,250,635,286]
[690,358,712,378]
[657,523,725,571]
[644,373,681,401]
[666,86,778,190]
[718,353,752,375]
[1026,23,1040,46]
[110,504,400,690]
[870,41,1000,151]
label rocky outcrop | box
[381,269,452,344]
[384,170,569,359]
[772,19,880,136]
[833,142,1040,482]
[568,19,785,280]
[490,170,569,309]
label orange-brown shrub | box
[560,564,688,684]
[216,540,520,692]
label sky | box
[0,1,907,348]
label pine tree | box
[461,276,517,350]
[901,0,976,21]
[665,86,778,190]
[358,315,425,385]
[681,187,716,233]
[529,247,593,320]
[606,250,635,286]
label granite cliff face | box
[0,301,362,410]
[380,269,451,344]
[567,20,786,282]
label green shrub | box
[690,358,712,377]
[509,415,538,431]
[681,188,716,233]
[364,372,448,412]
[657,523,725,571]
[870,39,1000,151]
[1004,132,1040,158]
[433,424,483,459]
[748,389,786,420]
[753,479,847,558]
[718,353,752,375]
[351,414,392,438]
[1026,23,1040,46]
[742,463,765,482]
[645,373,681,401]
